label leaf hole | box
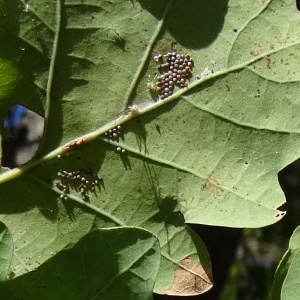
[1,104,44,168]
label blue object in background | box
[2,104,44,167]
[3,104,27,128]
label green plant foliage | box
[0,221,13,281]
[0,0,299,297]
[0,59,21,99]
[0,227,160,300]
[0,58,22,126]
[271,226,300,300]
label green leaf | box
[0,58,22,127]
[0,227,160,300]
[0,0,299,296]
[271,226,300,300]
[0,221,13,281]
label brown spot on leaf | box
[163,256,213,296]
[64,137,86,150]
[250,48,262,57]
[266,56,275,68]
[201,174,224,197]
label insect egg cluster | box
[104,126,126,153]
[153,52,194,100]
[55,181,69,200]
[104,125,121,140]
[56,169,102,199]
[116,146,126,153]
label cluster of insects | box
[55,169,102,200]
[148,42,194,100]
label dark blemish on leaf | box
[113,30,126,51]
[226,84,230,91]
[233,28,237,32]
[171,41,178,51]
[155,123,161,135]
[297,0,300,11]
[114,30,122,41]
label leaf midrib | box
[2,0,299,183]
[1,38,298,185]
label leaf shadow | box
[124,98,180,157]
[0,176,58,219]
[0,140,107,222]
[123,115,148,155]
[143,160,184,255]
[137,0,229,49]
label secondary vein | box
[122,0,174,110]
[39,0,62,152]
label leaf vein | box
[226,0,273,67]
[89,239,157,299]
[122,0,174,110]
[182,96,300,134]
[103,139,267,207]
[246,65,299,84]
[38,0,62,154]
